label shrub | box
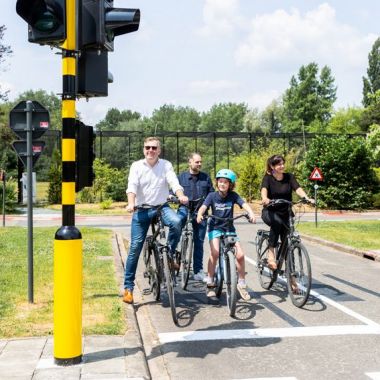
[47,149,61,204]
[303,136,378,209]
[0,177,18,213]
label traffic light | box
[75,121,95,192]
[79,0,140,52]
[16,0,66,46]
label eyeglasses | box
[144,145,158,151]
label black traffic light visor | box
[106,8,140,36]
[16,0,64,33]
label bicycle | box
[207,213,250,317]
[177,197,204,290]
[142,199,180,325]
[256,198,313,308]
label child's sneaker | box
[237,283,251,301]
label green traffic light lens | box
[34,11,60,33]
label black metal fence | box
[39,130,366,177]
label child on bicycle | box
[196,169,256,301]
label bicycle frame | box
[256,198,313,307]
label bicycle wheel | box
[181,233,193,290]
[256,234,275,290]
[151,246,161,301]
[286,242,312,308]
[214,255,224,298]
[143,236,153,267]
[163,249,178,325]
[225,250,237,317]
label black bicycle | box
[256,198,313,308]
[177,198,204,290]
[142,199,179,325]
[208,213,250,317]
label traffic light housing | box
[16,0,66,46]
[79,0,140,52]
[77,50,109,97]
[75,121,95,192]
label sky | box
[1,0,379,126]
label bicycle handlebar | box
[205,213,250,222]
[265,198,314,207]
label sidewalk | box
[0,233,150,380]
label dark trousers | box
[261,208,289,249]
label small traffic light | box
[75,121,95,192]
[79,0,140,52]
[16,0,66,46]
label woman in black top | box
[260,154,313,270]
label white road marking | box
[158,324,380,344]
[366,373,380,380]
[246,256,380,328]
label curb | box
[113,233,151,379]
[300,233,380,262]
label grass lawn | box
[36,182,49,203]
[0,227,125,338]
[297,220,380,251]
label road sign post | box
[9,100,50,304]
[309,167,324,228]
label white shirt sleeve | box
[126,161,139,195]
[164,160,183,194]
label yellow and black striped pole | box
[53,0,83,365]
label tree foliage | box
[282,63,337,132]
[362,37,380,107]
[0,25,12,101]
[327,107,364,134]
[302,136,378,209]
[200,103,248,132]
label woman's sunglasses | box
[144,145,158,151]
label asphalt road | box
[131,221,380,380]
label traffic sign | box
[12,141,46,168]
[309,167,324,181]
[9,101,50,140]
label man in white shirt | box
[123,137,188,304]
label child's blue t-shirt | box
[203,191,244,233]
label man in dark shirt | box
[177,153,214,281]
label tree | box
[282,63,337,132]
[200,103,248,132]
[362,37,380,107]
[360,90,380,131]
[327,107,364,134]
[0,25,12,101]
[95,108,141,131]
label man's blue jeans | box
[124,205,182,291]
[177,206,207,275]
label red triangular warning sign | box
[309,167,324,181]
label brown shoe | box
[123,289,133,304]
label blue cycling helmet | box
[216,169,236,184]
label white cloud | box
[246,89,282,110]
[197,0,241,37]
[235,3,377,70]
[189,79,239,93]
